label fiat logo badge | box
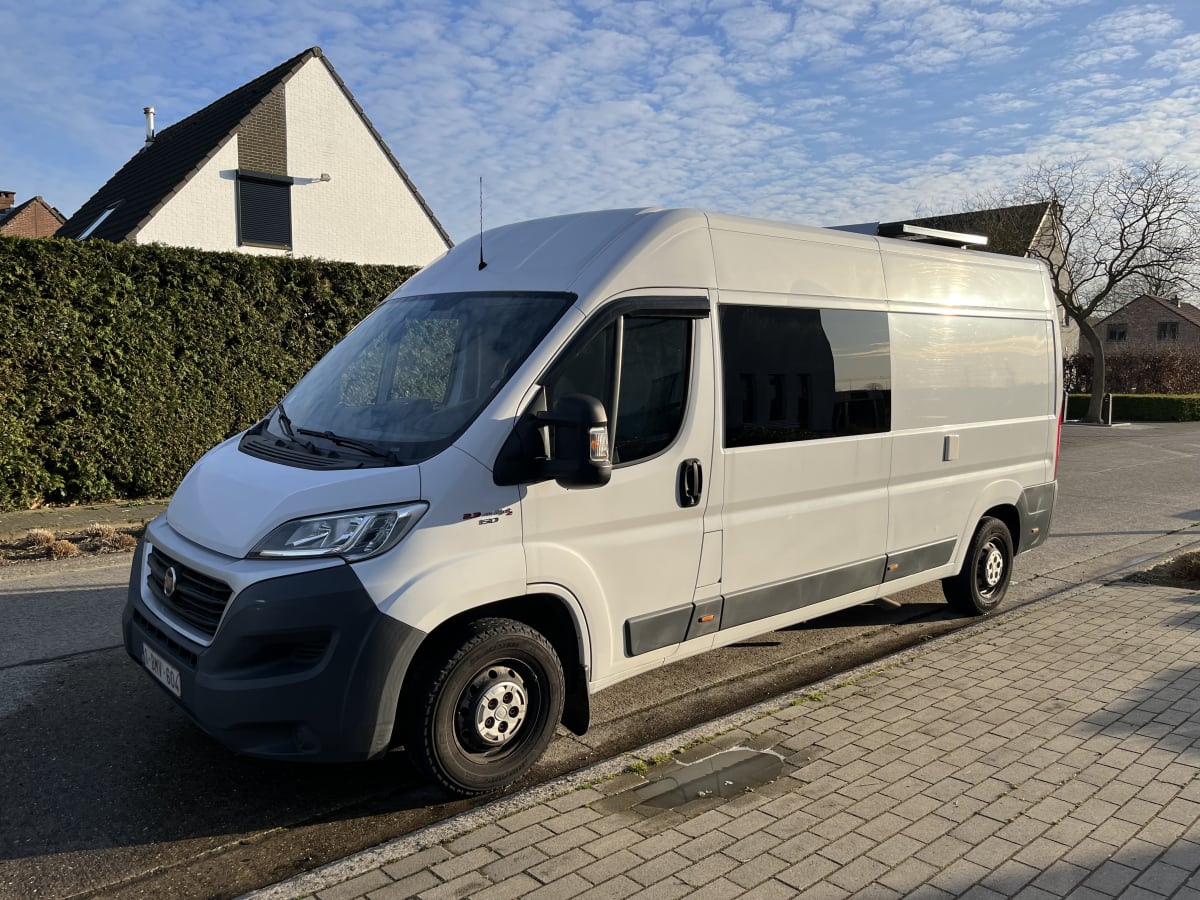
[163,566,178,598]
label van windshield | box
[249,292,574,466]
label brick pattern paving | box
[304,579,1200,899]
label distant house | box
[1087,294,1200,353]
[0,191,65,238]
[57,47,452,267]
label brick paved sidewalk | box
[253,575,1200,900]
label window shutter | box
[237,174,292,248]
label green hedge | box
[1067,394,1200,422]
[0,235,415,510]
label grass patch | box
[1,524,144,566]
[49,540,81,560]
[788,691,826,706]
[1125,551,1200,588]
[26,528,56,548]
[80,524,139,553]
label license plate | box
[142,643,181,697]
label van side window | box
[544,322,617,416]
[720,305,890,447]
[544,315,692,465]
[615,317,691,462]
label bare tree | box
[976,158,1200,422]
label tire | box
[405,617,565,797]
[942,516,1014,616]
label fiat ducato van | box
[124,208,1062,795]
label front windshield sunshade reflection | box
[253,291,574,466]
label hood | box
[167,439,422,558]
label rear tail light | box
[1054,391,1065,479]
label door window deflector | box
[494,297,708,485]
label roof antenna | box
[478,176,487,271]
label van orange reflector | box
[699,614,715,623]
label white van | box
[123,208,1062,795]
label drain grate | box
[631,748,785,810]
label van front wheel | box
[407,617,565,797]
[942,517,1013,615]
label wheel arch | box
[956,479,1024,564]
[982,503,1021,553]
[397,591,591,741]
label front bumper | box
[123,539,425,760]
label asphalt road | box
[2,422,1199,900]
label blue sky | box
[4,0,1200,243]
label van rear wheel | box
[942,517,1013,615]
[406,617,564,797]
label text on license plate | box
[142,643,181,697]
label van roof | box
[395,208,1053,315]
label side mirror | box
[536,394,612,488]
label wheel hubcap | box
[467,668,529,747]
[981,543,1004,589]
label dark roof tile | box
[58,49,314,242]
[1103,294,1200,329]
[57,48,451,249]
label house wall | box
[1087,295,1200,354]
[285,60,449,266]
[1026,206,1079,357]
[135,57,449,266]
[1059,311,1080,356]
[0,200,64,238]
[136,139,242,253]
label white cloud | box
[1064,3,1184,71]
[5,0,1200,239]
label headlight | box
[249,503,427,561]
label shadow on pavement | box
[0,582,977,898]
[0,649,441,863]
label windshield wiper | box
[270,403,324,455]
[275,402,297,439]
[296,427,388,458]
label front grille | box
[133,608,199,667]
[147,546,233,640]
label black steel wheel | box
[406,617,564,796]
[942,516,1014,615]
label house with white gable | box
[57,47,452,266]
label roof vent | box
[144,107,156,144]
[828,222,988,248]
[878,223,988,248]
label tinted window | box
[615,317,691,462]
[720,305,890,447]
[544,322,617,416]
[544,314,692,465]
